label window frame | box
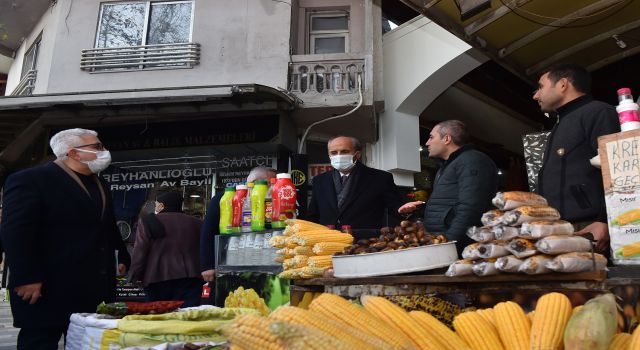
[94,0,195,48]
[21,35,41,78]
[308,11,350,54]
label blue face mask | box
[330,154,356,172]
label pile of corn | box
[268,219,353,279]
[224,286,271,316]
[224,292,640,350]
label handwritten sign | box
[599,129,640,265]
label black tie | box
[341,175,347,184]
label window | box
[96,1,193,48]
[309,11,349,54]
[21,37,41,78]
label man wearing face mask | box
[306,136,404,237]
[0,128,130,349]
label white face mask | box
[330,154,356,172]
[74,149,112,173]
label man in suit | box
[306,136,404,237]
[0,128,130,349]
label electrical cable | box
[298,74,362,154]
[498,0,633,29]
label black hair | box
[544,63,591,94]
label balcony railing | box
[289,57,365,95]
[80,43,200,72]
[11,70,37,96]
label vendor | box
[399,120,498,255]
[533,64,619,252]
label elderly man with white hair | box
[0,128,130,349]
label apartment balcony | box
[288,54,367,108]
[80,43,200,72]
[10,70,37,96]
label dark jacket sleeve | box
[0,172,45,287]
[446,155,498,243]
[104,192,131,268]
[381,171,405,222]
[130,218,151,281]
[200,194,221,271]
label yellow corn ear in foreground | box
[300,266,326,278]
[526,310,535,323]
[269,306,386,350]
[312,242,350,255]
[285,218,328,230]
[293,245,313,256]
[361,295,446,350]
[630,325,640,349]
[295,231,353,246]
[476,307,497,327]
[268,320,353,350]
[530,292,572,350]
[223,314,285,350]
[608,332,632,350]
[307,255,333,268]
[493,301,530,350]
[308,293,415,350]
[291,255,309,268]
[621,241,640,257]
[453,311,505,350]
[409,310,471,350]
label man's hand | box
[576,221,610,251]
[398,201,425,214]
[201,269,216,282]
[117,264,127,276]
[15,282,43,305]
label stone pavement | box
[0,289,64,349]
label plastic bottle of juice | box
[271,173,297,229]
[218,187,235,234]
[251,180,268,231]
[265,178,276,229]
[241,183,254,232]
[231,184,248,233]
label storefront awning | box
[400,0,640,82]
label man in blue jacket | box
[399,120,498,254]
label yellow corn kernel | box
[312,242,350,255]
[608,332,632,350]
[291,255,309,268]
[300,266,326,278]
[530,292,572,350]
[274,255,286,263]
[276,248,295,259]
[631,325,640,350]
[277,267,304,280]
[269,235,287,248]
[285,219,328,230]
[308,293,414,350]
[307,255,333,268]
[269,320,353,350]
[293,246,313,256]
[621,241,640,257]
[409,310,471,350]
[223,314,285,350]
[526,310,535,324]
[615,209,640,226]
[362,295,445,350]
[295,232,353,246]
[453,311,505,350]
[493,301,530,350]
[476,308,497,327]
[269,306,386,349]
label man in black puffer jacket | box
[400,120,498,255]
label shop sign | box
[599,129,640,265]
[309,164,333,180]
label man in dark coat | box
[306,136,404,237]
[0,128,130,349]
[533,63,620,251]
[399,120,498,254]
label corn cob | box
[386,295,463,328]
[269,235,287,248]
[453,311,505,350]
[269,320,353,350]
[608,332,632,350]
[278,267,304,280]
[282,258,295,269]
[286,218,328,230]
[307,255,333,268]
[614,208,640,226]
[269,306,387,350]
[295,232,354,246]
[526,310,535,323]
[274,255,286,263]
[634,326,640,350]
[361,295,446,350]
[308,293,415,350]
[293,246,313,256]
[300,266,326,278]
[292,255,310,268]
[312,241,351,255]
[620,241,640,257]
[409,310,471,350]
[530,292,572,350]
[285,237,298,249]
[493,301,530,350]
[223,314,285,350]
[228,346,245,350]
[276,248,295,259]
[572,305,583,316]
[476,307,497,327]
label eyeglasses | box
[75,142,105,151]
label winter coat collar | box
[556,94,592,118]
